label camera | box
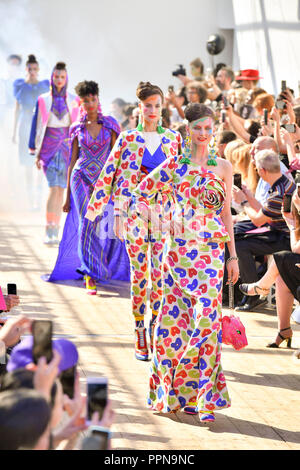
[172,65,186,77]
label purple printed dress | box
[47,115,130,282]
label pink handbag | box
[222,282,248,351]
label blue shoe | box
[183,406,198,415]
[199,412,215,423]
[135,327,149,361]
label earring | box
[207,134,218,166]
[157,115,164,134]
[181,126,192,164]
[137,110,143,131]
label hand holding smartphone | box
[32,320,53,364]
[7,284,17,295]
[233,173,242,189]
[87,377,108,423]
[283,194,292,213]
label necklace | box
[86,120,98,125]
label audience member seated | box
[232,150,295,312]
[239,190,300,348]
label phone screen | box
[263,109,268,125]
[281,80,287,92]
[221,110,226,123]
[60,365,76,399]
[7,284,17,295]
[283,194,292,212]
[283,124,296,133]
[91,430,110,450]
[297,184,300,197]
[87,380,108,420]
[233,173,242,189]
[32,320,53,364]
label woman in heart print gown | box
[132,103,239,423]
[86,82,182,361]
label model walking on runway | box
[132,103,239,422]
[29,62,80,244]
[48,80,129,292]
[86,82,182,360]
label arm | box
[233,184,263,212]
[270,107,287,154]
[62,136,79,213]
[226,105,252,144]
[12,100,20,143]
[219,160,239,284]
[29,100,39,152]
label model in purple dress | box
[47,80,130,293]
[29,62,80,244]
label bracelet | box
[240,200,249,207]
[226,256,238,265]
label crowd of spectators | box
[0,293,114,450]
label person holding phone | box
[131,103,238,422]
[86,81,182,362]
[47,80,130,294]
[239,188,300,348]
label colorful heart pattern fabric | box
[132,156,231,412]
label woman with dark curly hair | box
[47,80,130,292]
[86,81,182,361]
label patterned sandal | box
[84,275,97,295]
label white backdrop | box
[0,0,234,111]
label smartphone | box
[168,85,174,93]
[223,95,229,109]
[7,284,17,295]
[87,377,108,422]
[263,108,268,125]
[233,173,242,189]
[90,426,111,450]
[297,183,300,197]
[32,320,53,364]
[283,194,292,212]
[221,110,226,123]
[276,100,286,110]
[60,365,76,399]
[281,80,287,92]
[282,123,296,133]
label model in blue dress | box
[13,54,49,208]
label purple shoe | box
[199,412,215,423]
